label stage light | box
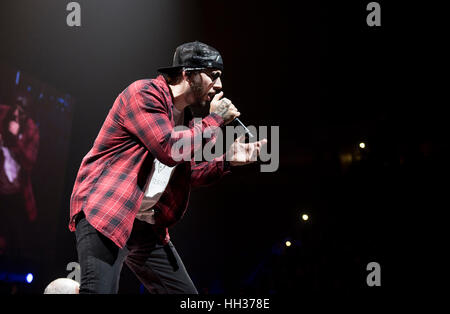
[16,70,21,85]
[285,241,292,247]
[0,272,35,283]
[359,142,366,149]
[301,214,309,221]
[26,273,34,284]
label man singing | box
[69,41,266,294]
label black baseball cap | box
[158,41,223,74]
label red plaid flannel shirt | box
[69,75,230,248]
[0,105,39,221]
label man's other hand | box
[227,135,267,166]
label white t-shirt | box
[0,134,22,183]
[135,106,184,224]
[1,142,21,183]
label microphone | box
[234,117,254,138]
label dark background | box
[0,0,444,294]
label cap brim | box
[157,66,184,74]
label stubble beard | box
[189,79,208,108]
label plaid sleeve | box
[190,154,231,187]
[10,118,39,172]
[122,80,225,166]
[188,117,231,187]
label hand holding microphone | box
[209,92,266,166]
[210,91,255,137]
[209,91,240,125]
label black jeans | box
[75,212,198,294]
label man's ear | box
[181,70,190,85]
[184,71,197,87]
